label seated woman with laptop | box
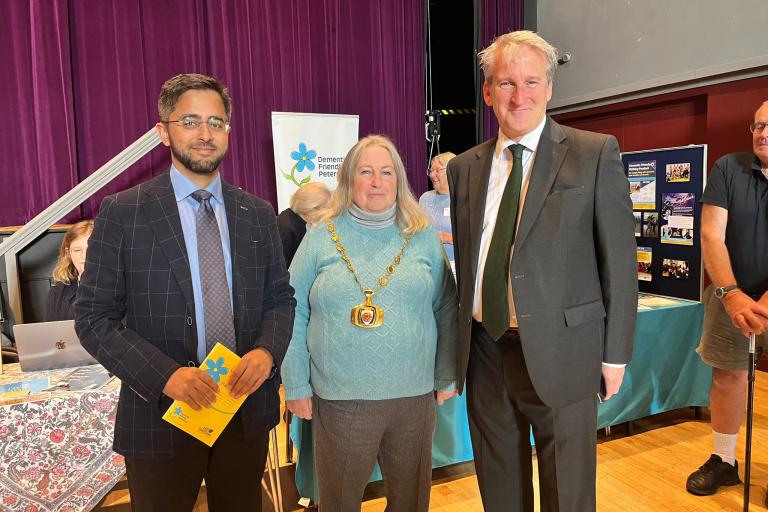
[46,220,93,322]
[10,221,97,372]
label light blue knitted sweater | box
[281,212,458,401]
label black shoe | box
[686,454,741,496]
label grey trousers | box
[467,323,598,512]
[312,393,436,512]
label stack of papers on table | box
[54,365,113,391]
[637,293,695,309]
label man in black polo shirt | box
[687,101,768,500]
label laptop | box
[12,320,98,372]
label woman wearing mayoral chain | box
[281,135,459,512]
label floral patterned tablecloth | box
[0,364,123,512]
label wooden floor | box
[99,373,768,511]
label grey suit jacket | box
[448,118,637,408]
[75,172,295,459]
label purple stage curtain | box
[3,1,79,225]
[481,0,525,140]
[68,0,209,219]
[2,0,425,226]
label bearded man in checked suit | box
[75,74,295,511]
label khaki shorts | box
[697,285,768,371]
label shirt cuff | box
[435,380,457,392]
[602,362,626,368]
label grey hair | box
[431,152,456,168]
[289,182,332,225]
[478,30,558,84]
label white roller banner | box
[271,112,359,212]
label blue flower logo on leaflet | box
[172,406,189,422]
[283,142,317,187]
[204,357,229,383]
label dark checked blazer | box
[74,171,295,459]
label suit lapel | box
[469,138,496,284]
[514,118,568,250]
[141,174,196,311]
[223,181,248,340]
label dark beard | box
[170,143,226,175]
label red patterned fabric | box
[0,365,123,511]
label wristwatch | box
[714,284,740,299]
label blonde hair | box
[478,30,558,84]
[432,152,456,168]
[289,182,331,225]
[322,135,429,235]
[52,220,94,285]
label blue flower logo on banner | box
[204,357,229,383]
[283,142,317,187]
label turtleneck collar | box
[348,202,397,229]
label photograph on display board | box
[633,212,642,237]
[665,162,691,183]
[628,160,657,210]
[662,258,690,280]
[642,211,659,238]
[660,192,695,246]
[637,246,652,281]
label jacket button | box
[186,316,193,326]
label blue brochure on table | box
[0,377,50,398]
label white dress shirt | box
[471,119,623,369]
[472,117,546,327]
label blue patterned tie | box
[482,144,525,341]
[191,190,236,354]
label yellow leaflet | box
[162,343,247,447]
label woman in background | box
[419,152,456,272]
[46,220,93,321]
[276,182,331,265]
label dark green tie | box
[482,144,525,341]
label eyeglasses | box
[427,167,447,176]
[162,115,230,133]
[750,122,768,134]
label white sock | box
[712,430,737,466]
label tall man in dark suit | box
[447,31,637,511]
[75,74,295,511]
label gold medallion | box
[327,222,410,329]
[351,290,384,328]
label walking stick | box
[744,332,757,512]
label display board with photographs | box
[637,247,653,281]
[622,144,706,301]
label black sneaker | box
[686,454,741,495]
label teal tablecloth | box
[290,300,710,501]
[597,300,710,428]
